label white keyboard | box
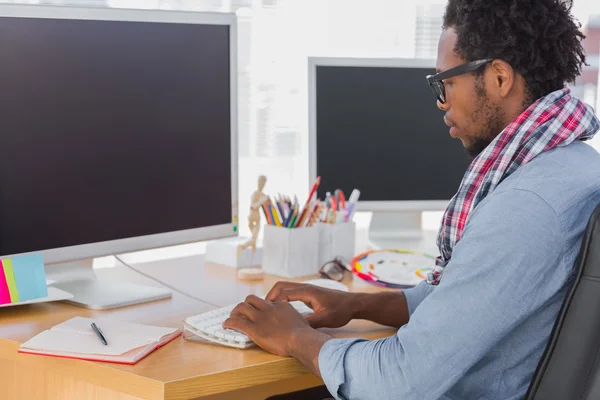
[184,299,314,349]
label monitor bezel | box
[0,4,239,263]
[308,56,453,212]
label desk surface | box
[0,255,398,400]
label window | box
[415,3,445,59]
[578,14,600,152]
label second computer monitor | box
[309,57,471,240]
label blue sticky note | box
[10,254,48,302]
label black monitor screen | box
[0,16,232,255]
[315,65,470,202]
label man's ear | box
[489,59,515,98]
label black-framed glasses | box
[319,256,352,282]
[426,59,492,104]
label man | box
[224,0,600,398]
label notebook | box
[19,316,181,365]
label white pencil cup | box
[317,221,356,267]
[261,224,320,278]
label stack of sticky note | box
[0,254,48,305]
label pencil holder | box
[261,224,320,278]
[317,221,356,266]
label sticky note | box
[0,254,48,304]
[10,254,48,302]
[2,259,20,303]
[0,261,11,305]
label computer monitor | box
[0,5,238,309]
[309,57,470,243]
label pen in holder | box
[260,177,360,278]
[261,224,320,278]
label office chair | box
[265,385,333,400]
[526,203,600,399]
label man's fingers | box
[278,287,318,309]
[245,294,270,311]
[223,315,254,333]
[265,281,305,301]
[304,313,327,329]
[230,301,260,321]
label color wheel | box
[350,249,435,288]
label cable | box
[113,254,219,307]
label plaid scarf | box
[427,88,600,286]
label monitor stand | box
[368,211,424,249]
[45,259,172,310]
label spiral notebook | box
[19,317,181,365]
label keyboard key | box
[206,324,219,335]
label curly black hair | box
[443,0,587,103]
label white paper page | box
[52,317,178,342]
[21,329,155,356]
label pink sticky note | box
[0,260,11,305]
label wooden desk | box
[0,257,397,400]
[125,254,400,307]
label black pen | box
[91,322,108,345]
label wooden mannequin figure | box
[237,175,268,258]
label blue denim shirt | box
[318,141,600,400]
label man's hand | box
[222,295,315,356]
[223,294,333,377]
[266,281,355,329]
[268,281,411,329]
